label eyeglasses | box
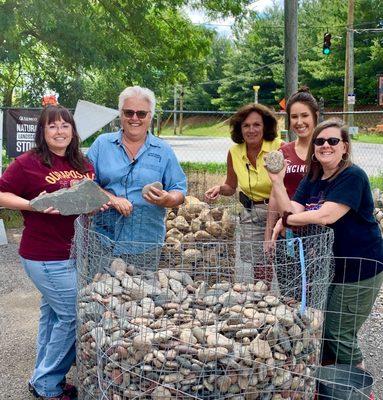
[122,109,150,119]
[313,137,342,146]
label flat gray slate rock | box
[142,181,163,196]
[30,179,109,216]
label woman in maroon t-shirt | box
[0,106,94,400]
[265,87,319,241]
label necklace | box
[124,145,136,161]
[122,137,143,162]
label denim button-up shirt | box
[87,130,187,250]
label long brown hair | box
[33,105,89,173]
[230,103,278,144]
[306,119,352,181]
[286,86,319,128]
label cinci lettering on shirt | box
[45,170,94,184]
[286,164,306,174]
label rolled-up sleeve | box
[162,148,187,195]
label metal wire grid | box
[74,207,335,400]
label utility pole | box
[173,84,178,135]
[284,0,298,141]
[343,0,355,128]
[179,85,184,135]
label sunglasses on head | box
[313,137,342,146]
[122,109,149,119]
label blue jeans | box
[21,257,77,397]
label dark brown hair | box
[306,118,352,181]
[33,105,89,173]
[286,86,319,128]
[230,103,278,144]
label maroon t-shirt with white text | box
[280,141,307,198]
[0,151,94,261]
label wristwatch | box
[282,211,293,228]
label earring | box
[311,153,317,162]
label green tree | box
[215,4,284,110]
[0,0,252,107]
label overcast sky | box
[186,0,284,36]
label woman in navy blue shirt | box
[268,119,383,367]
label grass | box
[351,133,383,144]
[160,121,230,137]
[370,174,383,191]
[0,209,23,229]
[181,161,226,175]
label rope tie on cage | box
[286,229,307,315]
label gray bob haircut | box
[118,86,156,118]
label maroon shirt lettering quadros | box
[0,151,94,261]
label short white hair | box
[118,86,156,118]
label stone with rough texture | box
[264,150,285,174]
[30,179,108,215]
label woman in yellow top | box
[205,103,282,207]
[205,103,282,267]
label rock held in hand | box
[142,181,163,196]
[30,179,109,215]
[264,150,284,173]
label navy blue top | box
[293,164,383,282]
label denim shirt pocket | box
[138,162,163,186]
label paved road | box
[163,136,383,176]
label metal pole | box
[156,111,162,136]
[343,0,355,128]
[319,97,325,123]
[173,85,178,135]
[179,85,184,135]
[284,0,298,141]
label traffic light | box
[323,33,332,55]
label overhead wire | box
[181,35,327,90]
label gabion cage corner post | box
[75,206,335,400]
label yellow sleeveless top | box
[230,138,282,202]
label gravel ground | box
[0,230,75,400]
[0,229,382,399]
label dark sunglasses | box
[313,137,342,146]
[122,109,149,119]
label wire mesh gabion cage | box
[74,204,335,400]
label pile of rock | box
[161,196,237,282]
[373,188,383,235]
[77,261,322,400]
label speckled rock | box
[264,150,285,174]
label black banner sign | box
[5,109,40,157]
